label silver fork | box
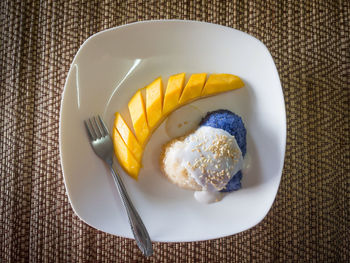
[84,115,153,257]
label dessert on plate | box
[161,110,247,203]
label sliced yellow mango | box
[163,73,185,116]
[145,77,163,131]
[179,73,207,105]
[114,112,143,162]
[201,74,244,96]
[128,90,150,146]
[114,73,245,180]
[112,128,140,180]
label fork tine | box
[84,119,96,140]
[98,115,109,136]
[93,116,103,138]
[88,118,98,139]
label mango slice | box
[114,73,244,180]
[145,77,163,131]
[114,113,143,162]
[112,128,140,180]
[179,73,207,105]
[163,73,185,116]
[128,90,150,146]
[201,74,244,96]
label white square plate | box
[59,20,286,242]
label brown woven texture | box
[0,0,349,262]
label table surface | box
[1,0,349,262]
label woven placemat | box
[1,0,349,262]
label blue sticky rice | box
[199,109,247,192]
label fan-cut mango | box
[201,74,244,96]
[128,90,150,146]
[114,113,143,162]
[163,73,185,116]
[113,73,244,180]
[145,77,163,131]
[112,128,140,180]
[179,73,207,105]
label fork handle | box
[109,164,153,257]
